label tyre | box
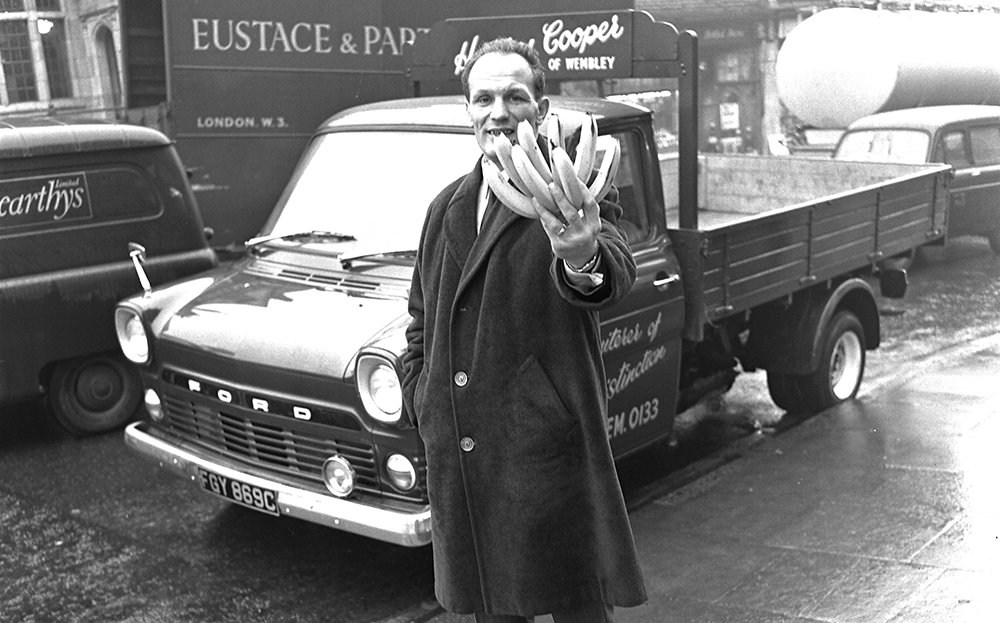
[989,232,1000,256]
[800,311,866,412]
[766,371,811,414]
[47,353,142,436]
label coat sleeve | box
[401,258,424,429]
[402,198,436,430]
[552,185,637,309]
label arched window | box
[95,24,121,111]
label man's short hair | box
[461,37,546,100]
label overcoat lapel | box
[461,192,518,287]
[442,164,480,271]
[445,160,524,298]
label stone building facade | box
[5,1,996,151]
[0,0,121,118]
[0,0,817,150]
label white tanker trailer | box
[776,7,1000,129]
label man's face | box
[466,52,549,163]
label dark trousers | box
[473,602,614,623]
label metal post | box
[677,31,699,230]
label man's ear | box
[537,96,550,124]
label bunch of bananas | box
[483,113,621,219]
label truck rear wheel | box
[801,311,866,412]
[766,371,811,414]
[47,353,142,436]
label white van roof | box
[0,119,170,159]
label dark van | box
[0,119,217,435]
[834,105,1000,254]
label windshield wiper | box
[245,230,357,247]
[339,249,417,268]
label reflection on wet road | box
[1,238,997,623]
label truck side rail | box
[669,161,951,340]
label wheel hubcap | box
[75,363,123,411]
[830,331,863,400]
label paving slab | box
[417,335,1000,623]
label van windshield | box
[265,130,482,250]
[834,129,930,164]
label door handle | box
[653,273,680,290]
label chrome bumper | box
[123,422,432,547]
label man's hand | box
[534,181,600,268]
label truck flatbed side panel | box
[700,209,813,318]
[872,172,948,255]
[809,190,881,280]
[670,164,950,334]
[662,154,948,228]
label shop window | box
[715,50,755,83]
[0,0,72,106]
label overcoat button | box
[454,371,468,386]
[460,437,475,452]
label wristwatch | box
[567,249,601,273]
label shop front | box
[696,23,764,154]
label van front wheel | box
[48,354,142,436]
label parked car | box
[834,105,1000,254]
[0,118,218,435]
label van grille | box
[160,388,381,493]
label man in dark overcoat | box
[402,37,646,622]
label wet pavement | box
[2,240,996,623]
[415,331,1000,623]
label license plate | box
[198,468,280,516]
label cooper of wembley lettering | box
[542,16,625,73]
[0,172,93,229]
[451,13,629,79]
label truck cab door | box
[599,127,685,459]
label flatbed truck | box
[114,11,950,546]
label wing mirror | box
[128,242,152,295]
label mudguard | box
[744,278,880,374]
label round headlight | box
[357,355,402,424]
[386,454,416,492]
[115,308,150,364]
[321,456,355,498]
